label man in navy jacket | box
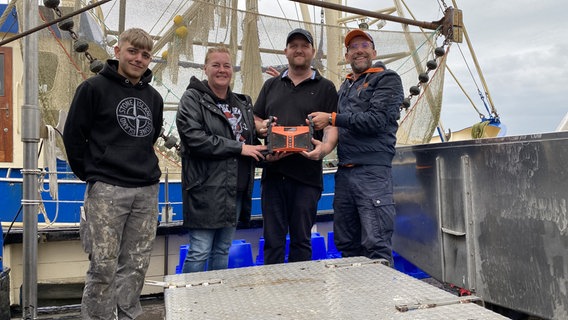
[308,29,404,266]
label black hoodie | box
[63,60,164,187]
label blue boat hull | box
[0,168,336,224]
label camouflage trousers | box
[80,181,159,320]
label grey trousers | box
[80,181,159,320]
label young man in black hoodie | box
[63,28,163,319]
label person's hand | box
[241,144,267,161]
[307,112,331,131]
[265,151,290,162]
[266,66,280,77]
[301,138,324,160]
[255,117,277,138]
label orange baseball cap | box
[344,29,374,47]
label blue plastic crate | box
[326,231,342,259]
[0,221,3,270]
[256,233,329,264]
[311,233,327,260]
[393,251,429,279]
[175,244,189,274]
[228,239,254,269]
[255,237,265,265]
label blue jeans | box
[333,165,395,266]
[182,193,242,273]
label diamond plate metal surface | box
[163,257,507,319]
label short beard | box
[350,59,372,75]
[289,59,312,70]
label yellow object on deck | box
[430,122,501,143]
[471,120,490,139]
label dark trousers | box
[261,175,320,264]
[333,165,395,266]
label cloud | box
[417,0,568,135]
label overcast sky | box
[258,0,568,136]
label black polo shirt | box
[254,69,337,188]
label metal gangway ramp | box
[150,257,507,319]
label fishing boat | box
[0,0,502,225]
[1,0,567,319]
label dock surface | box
[159,257,507,319]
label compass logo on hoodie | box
[116,97,153,137]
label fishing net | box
[16,0,446,174]
[13,2,110,163]
[146,1,444,152]
[397,47,447,145]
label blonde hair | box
[204,46,231,65]
[118,28,154,51]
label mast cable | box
[455,43,491,118]
[450,0,498,118]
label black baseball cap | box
[286,28,313,45]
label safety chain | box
[43,0,104,73]
[401,37,446,111]
[439,0,453,46]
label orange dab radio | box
[266,116,314,153]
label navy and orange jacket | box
[335,61,404,167]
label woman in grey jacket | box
[176,47,266,272]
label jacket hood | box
[187,76,211,93]
[101,59,154,88]
[345,61,386,80]
[372,61,386,69]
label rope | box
[147,0,178,36]
[38,125,61,227]
[43,125,59,201]
[278,0,295,29]
[36,172,52,225]
[394,28,438,76]
[257,16,285,67]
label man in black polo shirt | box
[254,28,338,264]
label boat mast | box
[21,0,39,317]
[291,0,458,38]
[324,1,341,86]
[17,1,112,316]
[118,0,126,34]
